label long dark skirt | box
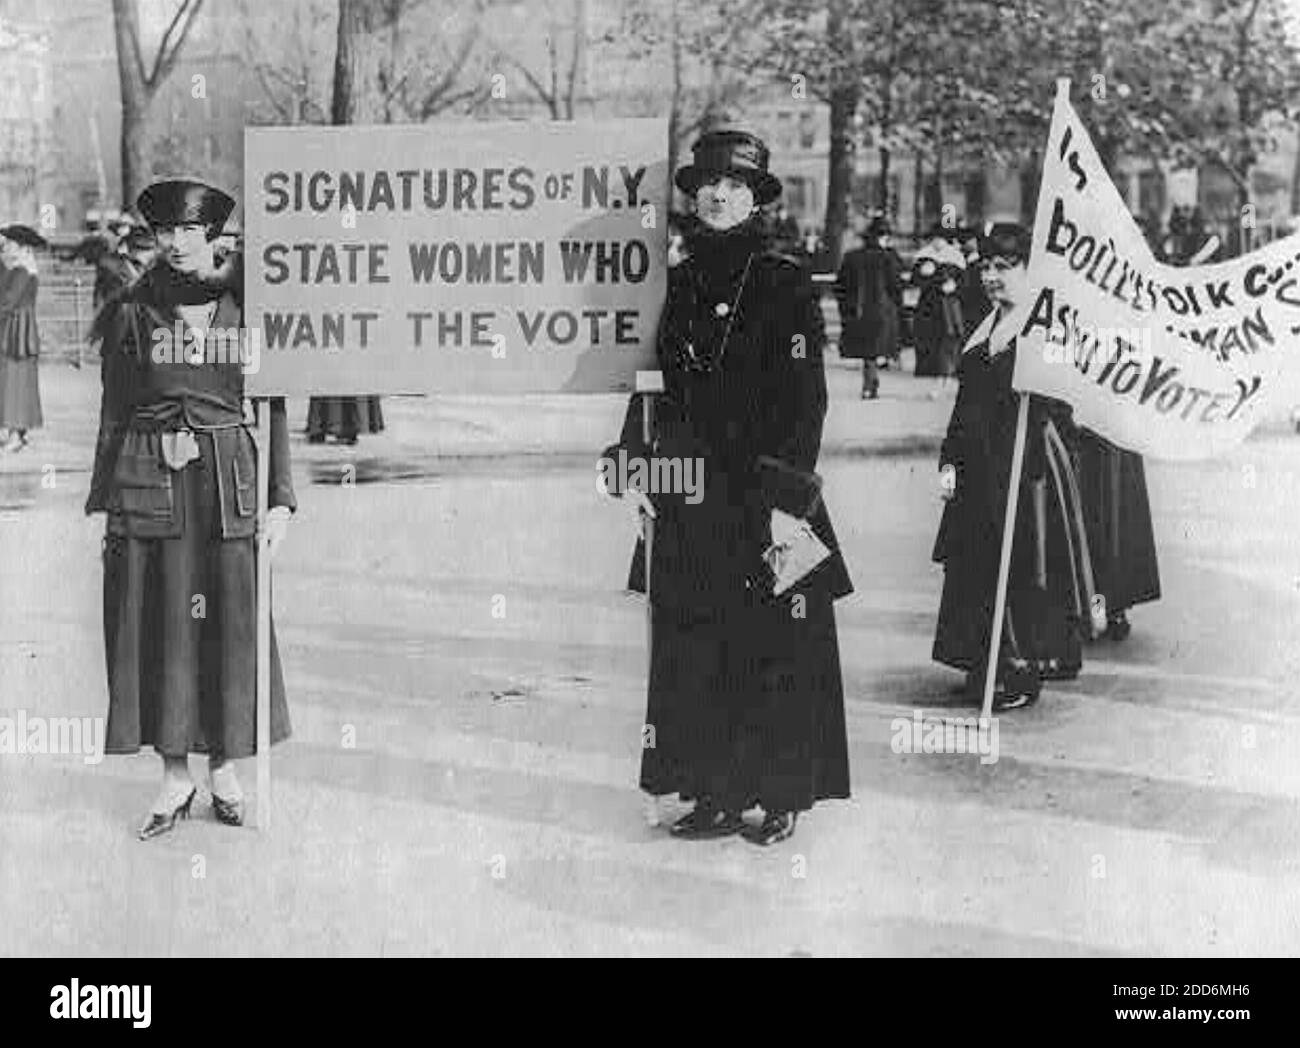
[933,430,1089,677]
[1075,430,1161,614]
[102,449,291,758]
[0,356,42,430]
[640,595,850,814]
[306,396,384,440]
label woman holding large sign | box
[86,178,296,840]
[604,129,853,846]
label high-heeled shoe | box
[669,802,744,840]
[137,787,196,841]
[211,792,245,826]
[1106,612,1132,642]
[746,811,797,846]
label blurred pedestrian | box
[0,224,47,452]
[93,215,148,313]
[912,230,966,394]
[835,214,903,399]
[602,128,852,845]
[86,177,296,839]
[305,396,384,445]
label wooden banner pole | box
[981,393,1031,722]
[254,398,272,830]
[636,372,662,826]
[641,390,655,653]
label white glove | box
[627,488,656,520]
[770,508,803,547]
[265,505,291,559]
[939,464,957,501]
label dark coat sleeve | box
[762,260,828,481]
[834,253,859,321]
[85,304,139,515]
[267,397,296,512]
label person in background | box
[835,214,902,399]
[305,395,385,445]
[93,215,149,313]
[1074,429,1160,641]
[912,229,967,395]
[957,225,992,336]
[0,224,47,453]
[86,177,296,840]
[602,128,852,845]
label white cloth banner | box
[992,87,1300,460]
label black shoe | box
[669,804,744,840]
[137,787,196,841]
[745,811,797,846]
[211,792,245,827]
[1107,612,1132,641]
[992,660,1040,711]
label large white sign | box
[991,88,1297,460]
[244,118,668,396]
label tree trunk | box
[1291,136,1300,216]
[666,0,682,197]
[332,0,387,125]
[912,151,923,238]
[822,83,858,271]
[111,0,150,207]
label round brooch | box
[714,302,730,317]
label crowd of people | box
[0,126,1220,849]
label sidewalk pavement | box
[2,352,956,485]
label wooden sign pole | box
[637,371,661,827]
[254,398,272,830]
[980,393,1030,722]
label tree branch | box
[148,0,205,90]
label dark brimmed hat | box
[136,178,235,237]
[675,129,782,205]
[0,224,48,248]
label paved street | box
[2,356,1299,956]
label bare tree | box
[110,0,206,206]
[328,0,491,125]
[239,0,335,124]
[494,0,588,120]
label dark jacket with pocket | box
[86,261,294,535]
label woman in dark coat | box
[603,129,852,845]
[911,236,966,390]
[0,224,46,451]
[86,178,295,839]
[932,323,1099,708]
[834,215,903,399]
[1075,430,1161,639]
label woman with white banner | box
[931,256,1100,709]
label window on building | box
[1137,169,1165,221]
[798,110,817,150]
[784,176,813,219]
[773,111,796,151]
